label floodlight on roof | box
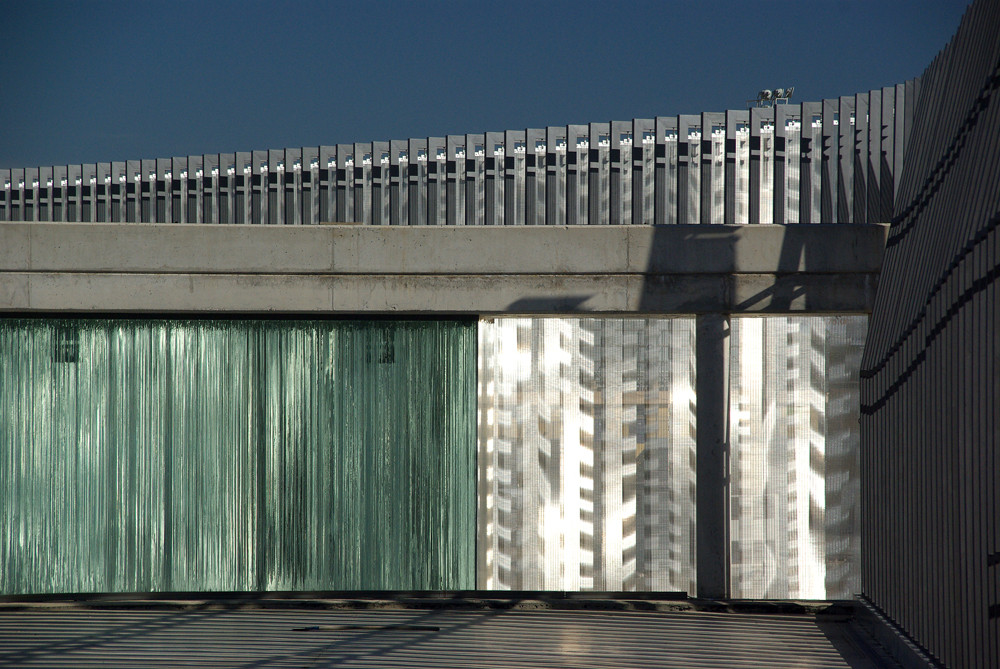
[774,88,785,99]
[784,86,794,98]
[761,89,773,100]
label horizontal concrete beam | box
[0,222,887,275]
[0,222,885,315]
[0,271,879,315]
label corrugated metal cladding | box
[0,88,912,227]
[859,0,1000,666]
[478,317,865,599]
[0,319,477,594]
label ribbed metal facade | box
[0,88,913,227]
[860,0,1000,665]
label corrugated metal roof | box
[0,608,896,668]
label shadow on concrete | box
[506,295,592,312]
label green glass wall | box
[0,319,476,595]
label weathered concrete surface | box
[0,222,886,314]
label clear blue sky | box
[0,0,970,168]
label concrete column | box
[696,312,730,599]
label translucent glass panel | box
[729,316,865,599]
[0,319,476,595]
[478,318,697,592]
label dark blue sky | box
[0,0,970,168]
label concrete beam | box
[0,222,886,315]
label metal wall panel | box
[108,161,123,223]
[334,145,350,224]
[466,134,486,227]
[445,136,464,226]
[677,114,697,225]
[367,142,386,226]
[633,119,655,225]
[408,138,428,226]
[860,1,1000,664]
[865,88,880,225]
[853,93,868,224]
[525,129,545,226]
[503,130,525,226]
[2,95,915,228]
[388,142,405,226]
[318,146,335,223]
[354,142,373,226]
[588,123,610,226]
[123,160,138,223]
[545,126,565,226]
[749,108,764,225]
[781,106,802,224]
[23,168,37,222]
[800,102,821,224]
[189,155,203,224]
[304,147,318,226]
[838,97,854,223]
[566,125,587,226]
[153,159,167,223]
[67,165,81,222]
[8,169,21,222]
[772,107,788,224]
[171,157,187,224]
[37,166,52,222]
[52,165,67,222]
[265,149,281,225]
[821,99,839,222]
[701,112,724,225]
[609,120,630,226]
[725,111,750,225]
[144,159,159,224]
[0,169,9,221]
[95,163,109,223]
[82,164,96,222]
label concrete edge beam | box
[0,272,880,315]
[0,222,888,276]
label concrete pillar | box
[696,312,730,599]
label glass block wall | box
[477,318,697,592]
[729,316,866,599]
[0,319,476,595]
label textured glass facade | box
[1,315,865,599]
[729,316,865,599]
[0,319,476,595]
[477,318,697,592]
